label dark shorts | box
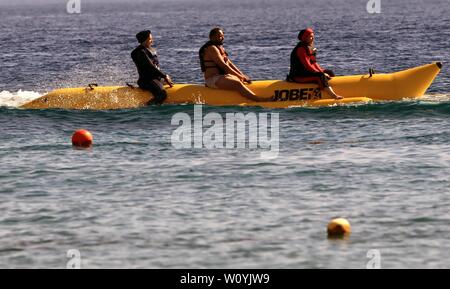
[289,69,335,89]
[138,79,167,105]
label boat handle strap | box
[126,82,136,89]
[87,83,98,90]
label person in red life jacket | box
[131,30,174,105]
[199,27,269,102]
[287,28,343,100]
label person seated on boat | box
[131,30,174,105]
[199,27,268,102]
[287,28,343,100]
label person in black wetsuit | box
[131,30,173,105]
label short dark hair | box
[209,27,223,39]
[136,30,151,44]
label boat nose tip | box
[436,62,443,69]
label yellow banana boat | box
[21,62,442,110]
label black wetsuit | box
[131,45,167,104]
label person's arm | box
[297,47,321,73]
[228,60,244,76]
[314,63,334,79]
[206,46,242,78]
[228,60,251,82]
[314,63,325,73]
[137,49,173,87]
[136,49,167,79]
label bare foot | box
[324,87,343,101]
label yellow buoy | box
[327,218,351,237]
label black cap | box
[136,30,151,44]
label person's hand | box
[241,75,252,84]
[164,75,174,87]
[324,69,335,77]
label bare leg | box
[325,86,344,100]
[215,75,268,102]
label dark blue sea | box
[0,0,449,268]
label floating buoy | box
[72,129,93,148]
[327,218,351,238]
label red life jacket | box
[288,42,319,80]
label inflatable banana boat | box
[21,62,442,110]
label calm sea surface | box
[0,0,449,268]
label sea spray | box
[0,90,42,108]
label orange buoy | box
[72,129,93,148]
[327,218,351,238]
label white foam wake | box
[0,90,43,108]
[420,93,450,103]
